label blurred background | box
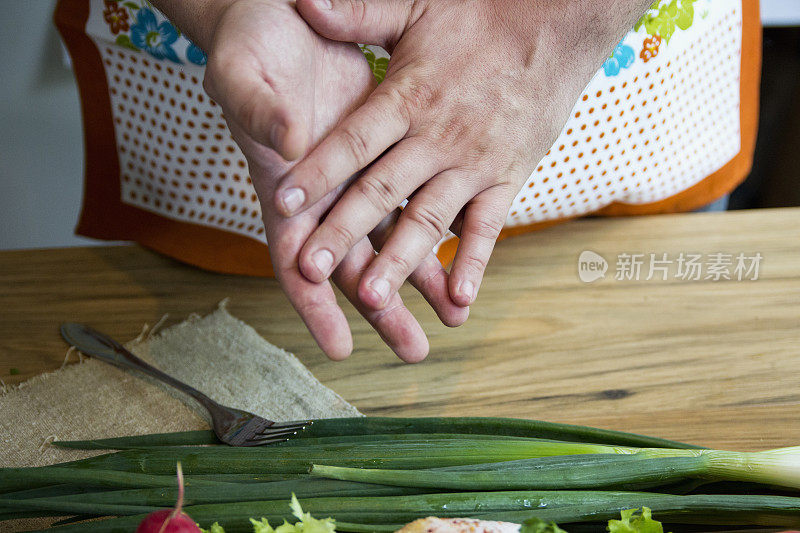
[1,1,799,250]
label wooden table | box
[2,208,799,451]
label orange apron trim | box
[55,0,275,276]
[58,0,761,277]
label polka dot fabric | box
[507,2,743,226]
[68,0,755,273]
[98,46,266,241]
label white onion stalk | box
[618,445,800,489]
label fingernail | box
[270,123,286,151]
[280,187,305,214]
[311,249,334,278]
[369,278,390,305]
[317,0,332,9]
[459,280,476,303]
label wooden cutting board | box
[1,207,799,451]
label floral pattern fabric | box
[93,0,207,65]
[80,0,747,258]
[600,0,705,77]
[102,0,129,34]
[129,7,180,62]
[90,0,708,85]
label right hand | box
[198,0,468,362]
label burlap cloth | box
[0,302,361,531]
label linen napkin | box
[0,302,360,469]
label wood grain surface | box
[1,208,799,451]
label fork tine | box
[253,427,306,439]
[263,420,312,431]
[243,435,295,446]
[254,423,309,436]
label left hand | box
[199,0,467,362]
[273,0,649,309]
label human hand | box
[198,0,468,361]
[274,0,650,308]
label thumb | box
[296,0,414,51]
[204,60,309,161]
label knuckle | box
[353,175,399,213]
[463,141,499,169]
[403,80,439,111]
[436,116,470,147]
[405,204,448,242]
[414,257,444,289]
[201,73,217,100]
[202,54,232,101]
[305,160,337,193]
[235,96,264,141]
[461,252,490,274]
[294,292,330,317]
[467,213,505,241]
[338,126,372,169]
[386,77,439,120]
[374,85,412,128]
[271,229,304,256]
[326,223,357,251]
[384,250,414,277]
[371,301,405,326]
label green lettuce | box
[201,494,336,533]
[201,499,668,533]
[606,507,666,533]
[520,517,568,533]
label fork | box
[60,322,311,446]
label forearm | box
[504,0,653,98]
[149,0,236,50]
[568,0,654,64]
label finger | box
[274,85,411,217]
[204,57,308,161]
[371,212,469,328]
[266,220,353,360]
[359,170,473,310]
[333,236,429,363]
[296,0,414,51]
[297,138,439,283]
[448,188,510,306]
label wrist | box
[150,0,237,50]
[527,0,653,88]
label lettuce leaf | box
[520,516,568,533]
[607,507,666,533]
[201,498,668,533]
[200,494,336,533]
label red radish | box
[136,462,201,533]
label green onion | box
[0,511,56,522]
[29,491,800,532]
[0,484,101,500]
[54,417,700,450]
[24,478,427,508]
[0,467,226,494]
[53,439,628,475]
[605,446,800,490]
[54,433,556,450]
[191,473,310,483]
[53,429,219,449]
[0,497,156,517]
[6,418,800,531]
[312,445,800,492]
[311,454,709,490]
